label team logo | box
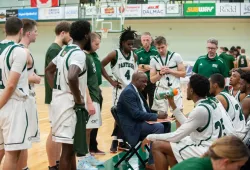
[212,64,218,68]
[91,119,98,123]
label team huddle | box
[0,16,249,170]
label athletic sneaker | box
[118,142,131,151]
[110,140,118,153]
[77,159,98,170]
[85,155,104,166]
[90,148,106,155]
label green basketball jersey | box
[238,55,248,68]
[85,52,100,103]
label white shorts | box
[0,99,32,151]
[86,102,102,129]
[152,87,183,113]
[170,136,208,162]
[51,91,76,144]
[25,95,40,143]
[48,104,53,127]
[112,87,124,106]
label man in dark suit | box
[117,72,170,170]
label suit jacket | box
[117,84,157,146]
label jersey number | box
[166,77,172,87]
[0,69,4,89]
[125,70,130,80]
[235,104,244,121]
[54,68,61,90]
[215,118,226,138]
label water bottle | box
[155,88,178,100]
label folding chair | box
[110,106,150,168]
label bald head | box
[132,72,148,91]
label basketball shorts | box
[86,102,102,129]
[25,95,40,143]
[170,136,208,163]
[48,104,52,127]
[112,87,124,106]
[152,87,183,113]
[51,92,76,144]
[0,98,32,151]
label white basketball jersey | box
[52,44,87,98]
[151,51,182,89]
[0,40,29,100]
[111,49,135,88]
[190,98,229,146]
[220,91,246,135]
[229,88,241,103]
[27,54,36,95]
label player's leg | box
[3,150,21,170]
[86,129,92,148]
[0,149,4,165]
[152,141,177,170]
[59,143,74,170]
[17,150,28,170]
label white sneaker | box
[85,155,104,166]
[77,159,98,170]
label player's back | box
[111,49,135,88]
[52,44,87,97]
[0,40,29,100]
[190,98,230,147]
[220,91,246,138]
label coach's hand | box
[157,111,168,119]
[141,138,150,152]
[87,102,96,115]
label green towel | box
[73,104,89,156]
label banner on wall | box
[241,3,250,16]
[117,4,141,17]
[0,10,6,22]
[216,3,240,16]
[101,5,117,18]
[6,9,18,19]
[183,3,215,16]
[30,0,59,8]
[142,4,165,17]
[85,6,96,16]
[38,7,64,20]
[166,4,179,14]
[18,8,38,20]
[65,6,78,19]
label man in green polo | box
[135,32,158,111]
[192,38,229,78]
[219,47,235,71]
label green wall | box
[0,18,249,75]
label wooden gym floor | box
[0,78,193,170]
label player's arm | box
[45,61,57,89]
[146,106,208,142]
[86,87,95,115]
[239,93,246,102]
[0,47,27,109]
[101,51,121,88]
[168,62,186,78]
[216,95,229,113]
[241,99,250,122]
[150,58,162,83]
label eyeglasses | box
[207,47,217,50]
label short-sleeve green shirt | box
[86,53,100,103]
[135,46,158,80]
[44,43,61,104]
[219,52,235,71]
[192,54,229,78]
[172,157,213,170]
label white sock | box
[113,136,117,140]
[22,167,29,170]
[118,139,123,142]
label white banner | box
[38,7,64,20]
[0,10,6,22]
[117,4,141,17]
[166,4,179,14]
[101,5,117,18]
[85,6,96,16]
[216,3,240,16]
[65,6,78,19]
[142,4,165,17]
[241,3,250,16]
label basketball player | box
[150,36,186,113]
[209,73,246,140]
[101,26,137,153]
[135,32,158,111]
[237,49,249,68]
[45,20,91,170]
[44,21,71,170]
[0,17,31,170]
[141,74,236,170]
[239,72,250,146]
[229,69,246,102]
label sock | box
[118,139,123,142]
[56,160,59,166]
[113,136,117,140]
[22,167,29,170]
